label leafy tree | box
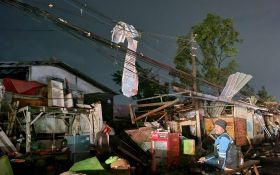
[112,64,169,100]
[173,13,242,89]
[257,86,276,103]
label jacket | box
[205,132,232,170]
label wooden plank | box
[26,111,31,153]
[129,104,136,124]
[234,118,247,146]
[173,86,266,111]
[6,102,19,136]
[133,99,179,122]
[0,127,17,154]
[30,112,44,125]
[131,101,170,108]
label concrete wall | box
[30,65,104,94]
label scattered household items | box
[0,60,279,175]
[105,156,130,169]
[0,60,117,174]
[48,79,65,107]
[65,135,90,162]
[125,127,154,152]
[151,131,180,173]
[183,139,195,155]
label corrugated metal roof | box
[210,72,252,117]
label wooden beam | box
[30,112,44,125]
[173,86,266,111]
[131,101,171,108]
[26,111,31,153]
[129,104,136,124]
[133,99,179,122]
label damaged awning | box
[3,78,45,96]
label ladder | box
[6,102,19,136]
[254,113,271,138]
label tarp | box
[3,78,46,96]
[0,155,14,175]
[69,157,108,175]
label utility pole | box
[190,33,201,147]
[191,33,198,92]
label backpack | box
[221,133,239,169]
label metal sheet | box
[210,72,252,117]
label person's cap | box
[215,119,227,130]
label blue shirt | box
[205,132,232,169]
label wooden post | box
[26,111,31,153]
[69,115,75,135]
[191,33,198,93]
[89,111,94,145]
[191,33,201,146]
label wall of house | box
[234,106,253,119]
[234,106,264,142]
[30,65,104,94]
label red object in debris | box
[103,125,111,134]
[3,78,46,96]
[151,131,180,173]
[167,133,180,169]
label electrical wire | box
[0,28,56,32]
[1,0,239,97]
[65,1,272,102]
[24,0,183,67]
[67,33,171,92]
[63,0,114,27]
[91,46,173,91]
[64,0,180,53]
[68,0,180,41]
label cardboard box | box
[48,80,64,107]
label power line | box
[73,0,176,36]
[1,0,223,91]
[65,0,179,41]
[64,0,114,27]
[91,45,173,89]
[84,39,195,95]
[29,0,181,65]
[0,28,56,32]
[68,1,267,102]
[3,0,262,103]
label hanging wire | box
[23,0,185,68]
[35,0,220,89]
[1,0,263,102]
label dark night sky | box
[1,0,280,103]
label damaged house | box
[126,72,269,173]
[0,60,116,161]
